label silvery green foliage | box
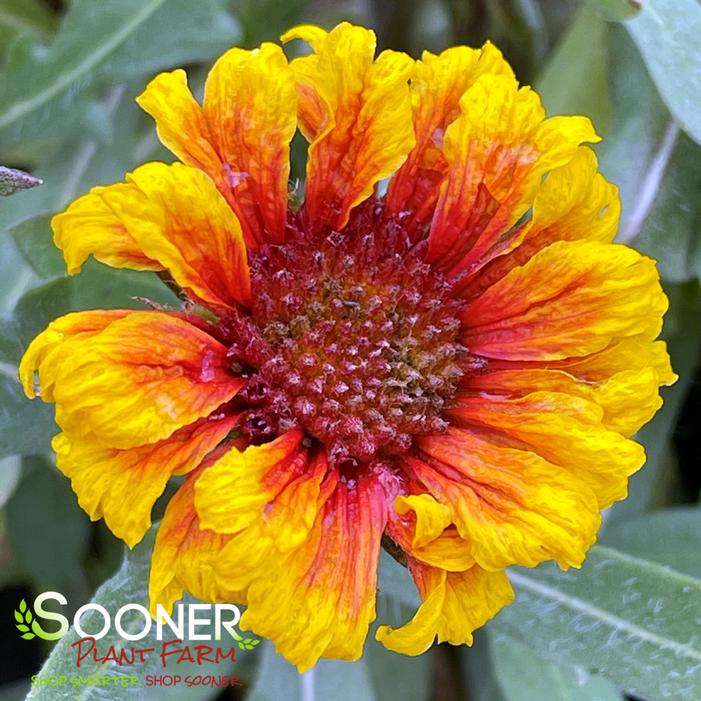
[494,546,701,700]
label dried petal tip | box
[597,0,642,20]
[0,166,42,196]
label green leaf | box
[0,0,56,44]
[18,598,26,613]
[6,457,90,595]
[593,0,641,21]
[0,236,30,300]
[536,0,581,43]
[27,526,242,701]
[489,636,622,701]
[0,83,147,235]
[21,632,35,640]
[4,263,178,367]
[247,644,376,701]
[627,133,701,281]
[536,3,612,134]
[16,623,29,632]
[599,6,699,272]
[569,676,623,701]
[365,631,430,701]
[493,545,701,700]
[0,454,21,505]
[0,234,36,330]
[9,215,65,279]
[0,0,239,156]
[0,375,55,458]
[485,0,548,82]
[368,553,431,701]
[377,550,419,609]
[493,636,572,700]
[460,633,507,701]
[624,0,701,144]
[597,26,671,245]
[14,610,22,622]
[603,507,701,579]
[234,0,307,47]
[0,165,42,196]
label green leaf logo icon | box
[14,599,36,640]
[238,637,261,651]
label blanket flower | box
[20,22,674,671]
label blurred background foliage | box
[0,0,700,699]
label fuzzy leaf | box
[494,545,701,700]
[536,3,612,134]
[624,0,701,144]
[0,0,238,157]
[603,507,701,579]
[0,0,56,46]
[594,0,641,21]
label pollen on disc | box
[227,200,475,465]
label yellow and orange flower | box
[20,22,674,670]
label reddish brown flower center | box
[228,203,468,465]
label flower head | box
[20,22,674,670]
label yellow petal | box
[53,162,251,309]
[138,44,297,248]
[448,392,646,509]
[51,188,159,276]
[386,495,475,571]
[409,427,602,570]
[283,22,415,232]
[241,471,387,671]
[411,529,475,571]
[40,312,243,449]
[149,458,246,615]
[19,310,131,401]
[386,42,514,235]
[194,430,306,534]
[376,563,514,654]
[467,363,669,438]
[394,493,452,549]
[134,69,220,176]
[462,240,668,361]
[201,43,297,246]
[559,334,677,385]
[151,443,333,619]
[461,146,621,302]
[528,146,619,243]
[427,73,598,279]
[54,415,236,548]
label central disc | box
[245,207,466,464]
